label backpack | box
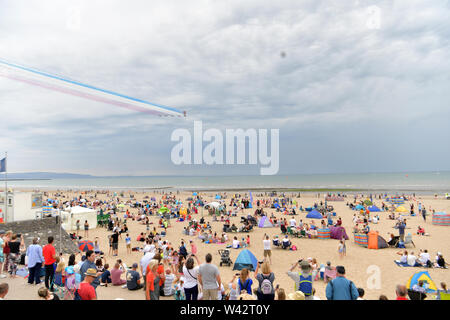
[239,279,250,294]
[260,274,273,295]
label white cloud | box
[0,0,449,174]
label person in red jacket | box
[396,285,409,300]
[42,236,56,292]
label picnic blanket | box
[394,260,423,268]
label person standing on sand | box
[84,220,89,238]
[0,230,6,279]
[76,220,80,237]
[395,285,408,300]
[80,250,101,290]
[198,253,221,300]
[26,237,45,285]
[43,236,56,291]
[262,234,272,265]
[325,266,358,300]
[77,268,97,300]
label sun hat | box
[300,260,311,270]
[84,268,97,277]
[288,291,305,300]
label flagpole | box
[4,152,7,223]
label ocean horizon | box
[4,171,450,194]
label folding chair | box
[404,233,416,248]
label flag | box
[0,158,5,173]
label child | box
[246,235,250,247]
[125,234,131,254]
[338,240,344,258]
[174,277,185,300]
[241,238,247,248]
[189,240,197,255]
[100,264,111,286]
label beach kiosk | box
[0,191,44,223]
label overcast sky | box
[0,0,449,176]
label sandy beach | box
[1,190,449,300]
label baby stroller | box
[218,249,233,267]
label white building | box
[61,206,98,231]
[0,191,44,223]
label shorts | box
[126,243,131,248]
[264,250,271,257]
[112,243,118,250]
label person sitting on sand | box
[396,250,408,264]
[110,262,127,286]
[232,237,240,249]
[407,251,420,267]
[388,234,399,247]
[412,280,427,294]
[282,236,291,249]
[435,253,448,269]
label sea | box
[4,171,450,194]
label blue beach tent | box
[233,249,258,271]
[306,209,323,219]
[368,205,381,212]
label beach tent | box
[355,204,365,211]
[395,206,408,213]
[61,206,97,231]
[158,207,170,214]
[367,231,388,249]
[215,195,221,200]
[258,216,274,228]
[354,233,368,247]
[306,209,323,219]
[368,205,381,212]
[363,200,373,206]
[317,228,331,239]
[406,271,437,293]
[305,207,313,211]
[432,212,450,226]
[329,226,349,240]
[233,249,258,271]
[205,202,221,209]
[273,203,281,209]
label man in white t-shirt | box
[262,234,272,264]
[232,237,240,249]
[143,239,155,254]
[290,218,296,228]
[407,252,418,267]
[418,249,430,266]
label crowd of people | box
[0,191,448,301]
